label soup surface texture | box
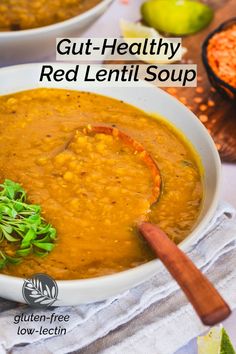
[0,0,101,31]
[0,89,203,279]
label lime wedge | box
[197,325,236,354]
[120,18,159,39]
[141,0,214,35]
[120,19,187,63]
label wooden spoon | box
[71,124,162,205]
[70,125,231,325]
[138,222,231,326]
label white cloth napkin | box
[0,201,236,354]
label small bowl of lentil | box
[202,18,236,100]
[0,0,113,65]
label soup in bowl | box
[0,0,103,31]
[0,0,113,65]
[0,64,220,305]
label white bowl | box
[0,0,113,66]
[0,63,221,306]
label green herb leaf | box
[0,179,57,269]
[16,247,32,257]
[1,227,18,242]
[33,242,55,252]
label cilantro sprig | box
[0,179,56,269]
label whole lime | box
[141,0,214,35]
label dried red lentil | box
[208,99,215,107]
[207,24,236,88]
[194,97,203,103]
[199,114,208,123]
[199,104,208,112]
[196,87,204,94]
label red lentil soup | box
[0,88,203,280]
[0,0,102,31]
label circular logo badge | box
[22,273,58,308]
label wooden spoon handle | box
[138,222,231,326]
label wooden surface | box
[164,0,236,162]
[139,222,231,326]
[105,0,236,161]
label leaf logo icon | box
[22,273,58,308]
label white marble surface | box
[82,1,236,352]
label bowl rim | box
[0,0,113,38]
[0,62,221,292]
[202,17,236,95]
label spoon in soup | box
[65,124,231,325]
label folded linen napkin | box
[0,201,236,354]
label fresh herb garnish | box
[0,179,56,269]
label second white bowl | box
[0,0,113,66]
